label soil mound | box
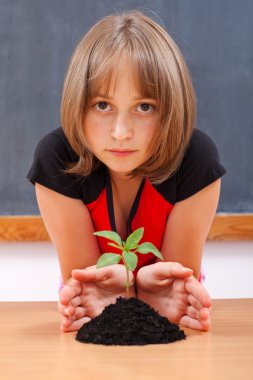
[76,297,186,346]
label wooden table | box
[0,299,253,380]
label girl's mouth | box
[108,149,136,157]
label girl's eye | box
[95,102,111,111]
[137,103,155,113]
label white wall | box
[202,241,253,298]
[0,242,60,301]
[0,241,252,301]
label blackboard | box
[1,0,252,215]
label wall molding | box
[0,214,253,242]
[0,216,49,242]
[207,214,253,240]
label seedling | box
[93,227,164,297]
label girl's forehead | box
[92,63,141,97]
[88,54,158,101]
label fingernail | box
[181,267,192,272]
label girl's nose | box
[110,115,133,141]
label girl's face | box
[83,64,159,178]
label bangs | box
[85,37,162,108]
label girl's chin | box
[96,155,147,175]
[100,160,140,174]
[106,165,136,175]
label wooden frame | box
[0,214,253,242]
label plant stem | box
[125,266,130,298]
[122,251,130,298]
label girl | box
[27,11,226,333]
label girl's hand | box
[58,277,90,332]
[136,262,212,331]
[58,264,135,332]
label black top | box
[27,127,226,205]
[27,126,226,274]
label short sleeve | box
[26,127,82,199]
[176,129,226,202]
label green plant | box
[93,227,164,297]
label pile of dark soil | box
[76,297,186,346]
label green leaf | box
[96,253,122,268]
[124,227,144,250]
[93,231,122,246]
[135,242,164,260]
[107,242,124,251]
[122,251,138,271]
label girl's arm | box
[35,183,136,332]
[161,178,221,278]
[35,183,101,283]
[136,179,221,331]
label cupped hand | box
[58,264,135,332]
[136,262,212,331]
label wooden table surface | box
[0,299,253,380]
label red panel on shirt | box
[86,179,173,276]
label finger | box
[186,305,210,321]
[188,295,212,320]
[199,307,211,321]
[187,294,203,310]
[186,305,199,319]
[148,262,193,282]
[185,276,212,308]
[65,306,76,317]
[64,306,87,319]
[59,278,82,306]
[72,265,114,282]
[60,314,73,330]
[72,265,131,287]
[179,315,211,332]
[58,301,76,319]
[74,306,87,320]
[60,305,89,330]
[61,316,91,332]
[60,295,83,317]
[69,295,82,307]
[157,262,193,281]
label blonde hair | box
[61,10,196,184]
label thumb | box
[154,262,193,281]
[72,265,114,283]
